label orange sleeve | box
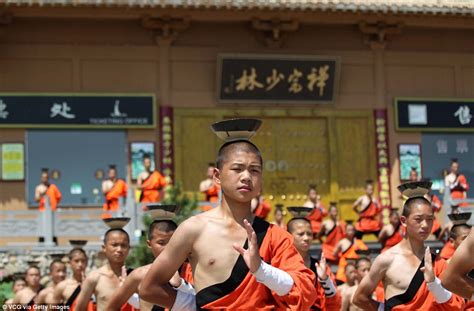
[159,173,167,189]
[106,180,127,201]
[325,291,342,310]
[269,228,318,310]
[54,185,62,203]
[459,175,469,191]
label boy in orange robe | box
[353,180,382,239]
[199,163,221,212]
[334,222,368,284]
[102,165,127,218]
[137,154,167,207]
[303,185,328,236]
[35,168,62,211]
[445,159,470,209]
[140,120,317,310]
[353,181,465,310]
[318,202,345,264]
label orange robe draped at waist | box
[306,206,328,234]
[336,239,368,283]
[355,201,382,233]
[322,222,345,262]
[196,217,317,310]
[140,171,167,203]
[103,179,127,213]
[39,184,62,212]
[385,254,465,310]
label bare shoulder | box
[130,264,151,280]
[85,269,101,284]
[179,214,207,234]
[373,249,395,271]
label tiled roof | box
[2,0,474,15]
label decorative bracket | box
[141,15,190,44]
[252,18,299,48]
[359,21,403,50]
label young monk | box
[271,204,287,230]
[4,277,26,308]
[318,202,345,264]
[106,219,194,311]
[342,257,372,311]
[378,210,403,253]
[199,163,220,212]
[11,266,42,307]
[139,123,317,310]
[35,168,62,212]
[53,248,92,310]
[287,217,341,310]
[353,182,465,310]
[303,185,327,236]
[430,192,443,237]
[442,230,474,300]
[445,158,469,209]
[75,227,132,311]
[36,259,67,306]
[137,154,167,207]
[334,223,368,284]
[353,180,382,240]
[102,165,127,218]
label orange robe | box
[451,174,469,208]
[355,200,382,233]
[381,224,403,253]
[180,261,194,285]
[306,204,328,234]
[195,218,317,310]
[322,221,345,263]
[385,254,465,310]
[254,200,272,220]
[39,184,62,212]
[335,239,368,283]
[431,194,442,235]
[310,257,341,311]
[439,241,456,260]
[201,183,220,212]
[375,282,384,303]
[103,179,127,217]
[140,171,167,204]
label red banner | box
[374,109,392,210]
[159,106,174,183]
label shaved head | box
[287,218,312,233]
[402,197,431,218]
[216,140,263,169]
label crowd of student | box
[5,119,473,310]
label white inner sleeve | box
[127,293,140,309]
[176,278,196,295]
[377,302,384,311]
[253,260,294,296]
[171,289,196,311]
[318,277,336,297]
[427,277,452,304]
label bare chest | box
[192,226,247,291]
[384,256,421,299]
[95,274,120,306]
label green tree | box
[126,182,198,268]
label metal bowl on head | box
[397,181,432,198]
[69,240,88,248]
[287,206,313,218]
[103,217,130,229]
[146,204,179,220]
[211,118,262,142]
[448,212,472,225]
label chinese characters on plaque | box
[374,110,392,210]
[160,107,174,183]
[218,54,338,103]
[0,94,155,128]
[395,98,474,132]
